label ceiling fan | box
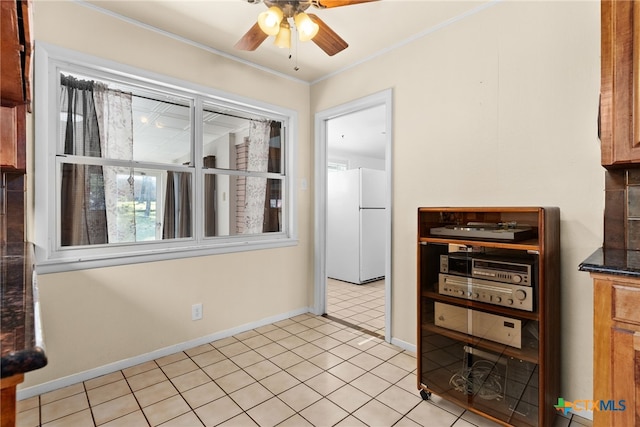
[235,0,378,56]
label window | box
[35,44,297,272]
[327,160,348,172]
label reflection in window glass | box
[202,104,282,174]
[59,73,191,165]
[58,72,193,247]
[204,173,282,237]
[201,104,284,239]
[162,171,192,239]
[117,172,159,242]
[60,165,179,245]
[132,96,191,165]
[60,163,107,246]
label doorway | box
[313,89,393,342]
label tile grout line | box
[21,313,489,427]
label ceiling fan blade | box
[234,22,268,51]
[308,14,348,56]
[314,0,378,9]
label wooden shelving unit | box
[417,207,560,427]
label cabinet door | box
[0,105,25,171]
[610,327,640,426]
[0,0,32,107]
[601,0,640,166]
[418,242,541,426]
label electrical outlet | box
[192,303,203,321]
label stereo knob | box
[507,298,514,305]
[473,292,479,298]
[512,275,523,284]
[458,290,465,296]
[495,296,502,302]
[515,290,527,301]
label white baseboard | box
[390,337,416,354]
[18,307,311,400]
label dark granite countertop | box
[1,243,47,378]
[579,247,640,278]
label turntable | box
[430,222,533,241]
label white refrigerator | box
[327,168,386,284]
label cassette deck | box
[440,253,535,286]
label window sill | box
[35,238,299,274]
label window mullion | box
[193,97,204,243]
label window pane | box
[133,96,191,164]
[60,74,103,158]
[60,163,108,246]
[127,172,159,242]
[59,72,191,165]
[204,173,282,237]
[202,104,282,173]
[60,164,193,246]
[161,171,193,239]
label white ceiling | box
[78,0,494,161]
[327,104,386,160]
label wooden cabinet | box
[417,207,560,426]
[1,0,32,107]
[600,0,640,166]
[1,0,31,172]
[591,274,640,427]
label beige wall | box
[23,1,313,389]
[311,1,601,402]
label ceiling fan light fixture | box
[273,20,291,49]
[294,12,319,42]
[258,6,284,36]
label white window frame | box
[34,43,298,273]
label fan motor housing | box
[263,0,313,17]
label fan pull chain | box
[289,26,300,71]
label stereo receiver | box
[439,274,533,311]
[440,253,535,287]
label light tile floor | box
[326,278,385,337]
[17,313,591,427]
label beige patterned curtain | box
[243,120,270,234]
[93,83,135,243]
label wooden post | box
[0,374,24,427]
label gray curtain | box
[203,156,216,237]
[162,171,191,239]
[263,121,281,232]
[60,75,107,246]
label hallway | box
[326,278,385,338]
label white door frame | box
[312,89,393,342]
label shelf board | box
[419,237,540,251]
[418,207,543,214]
[421,323,539,364]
